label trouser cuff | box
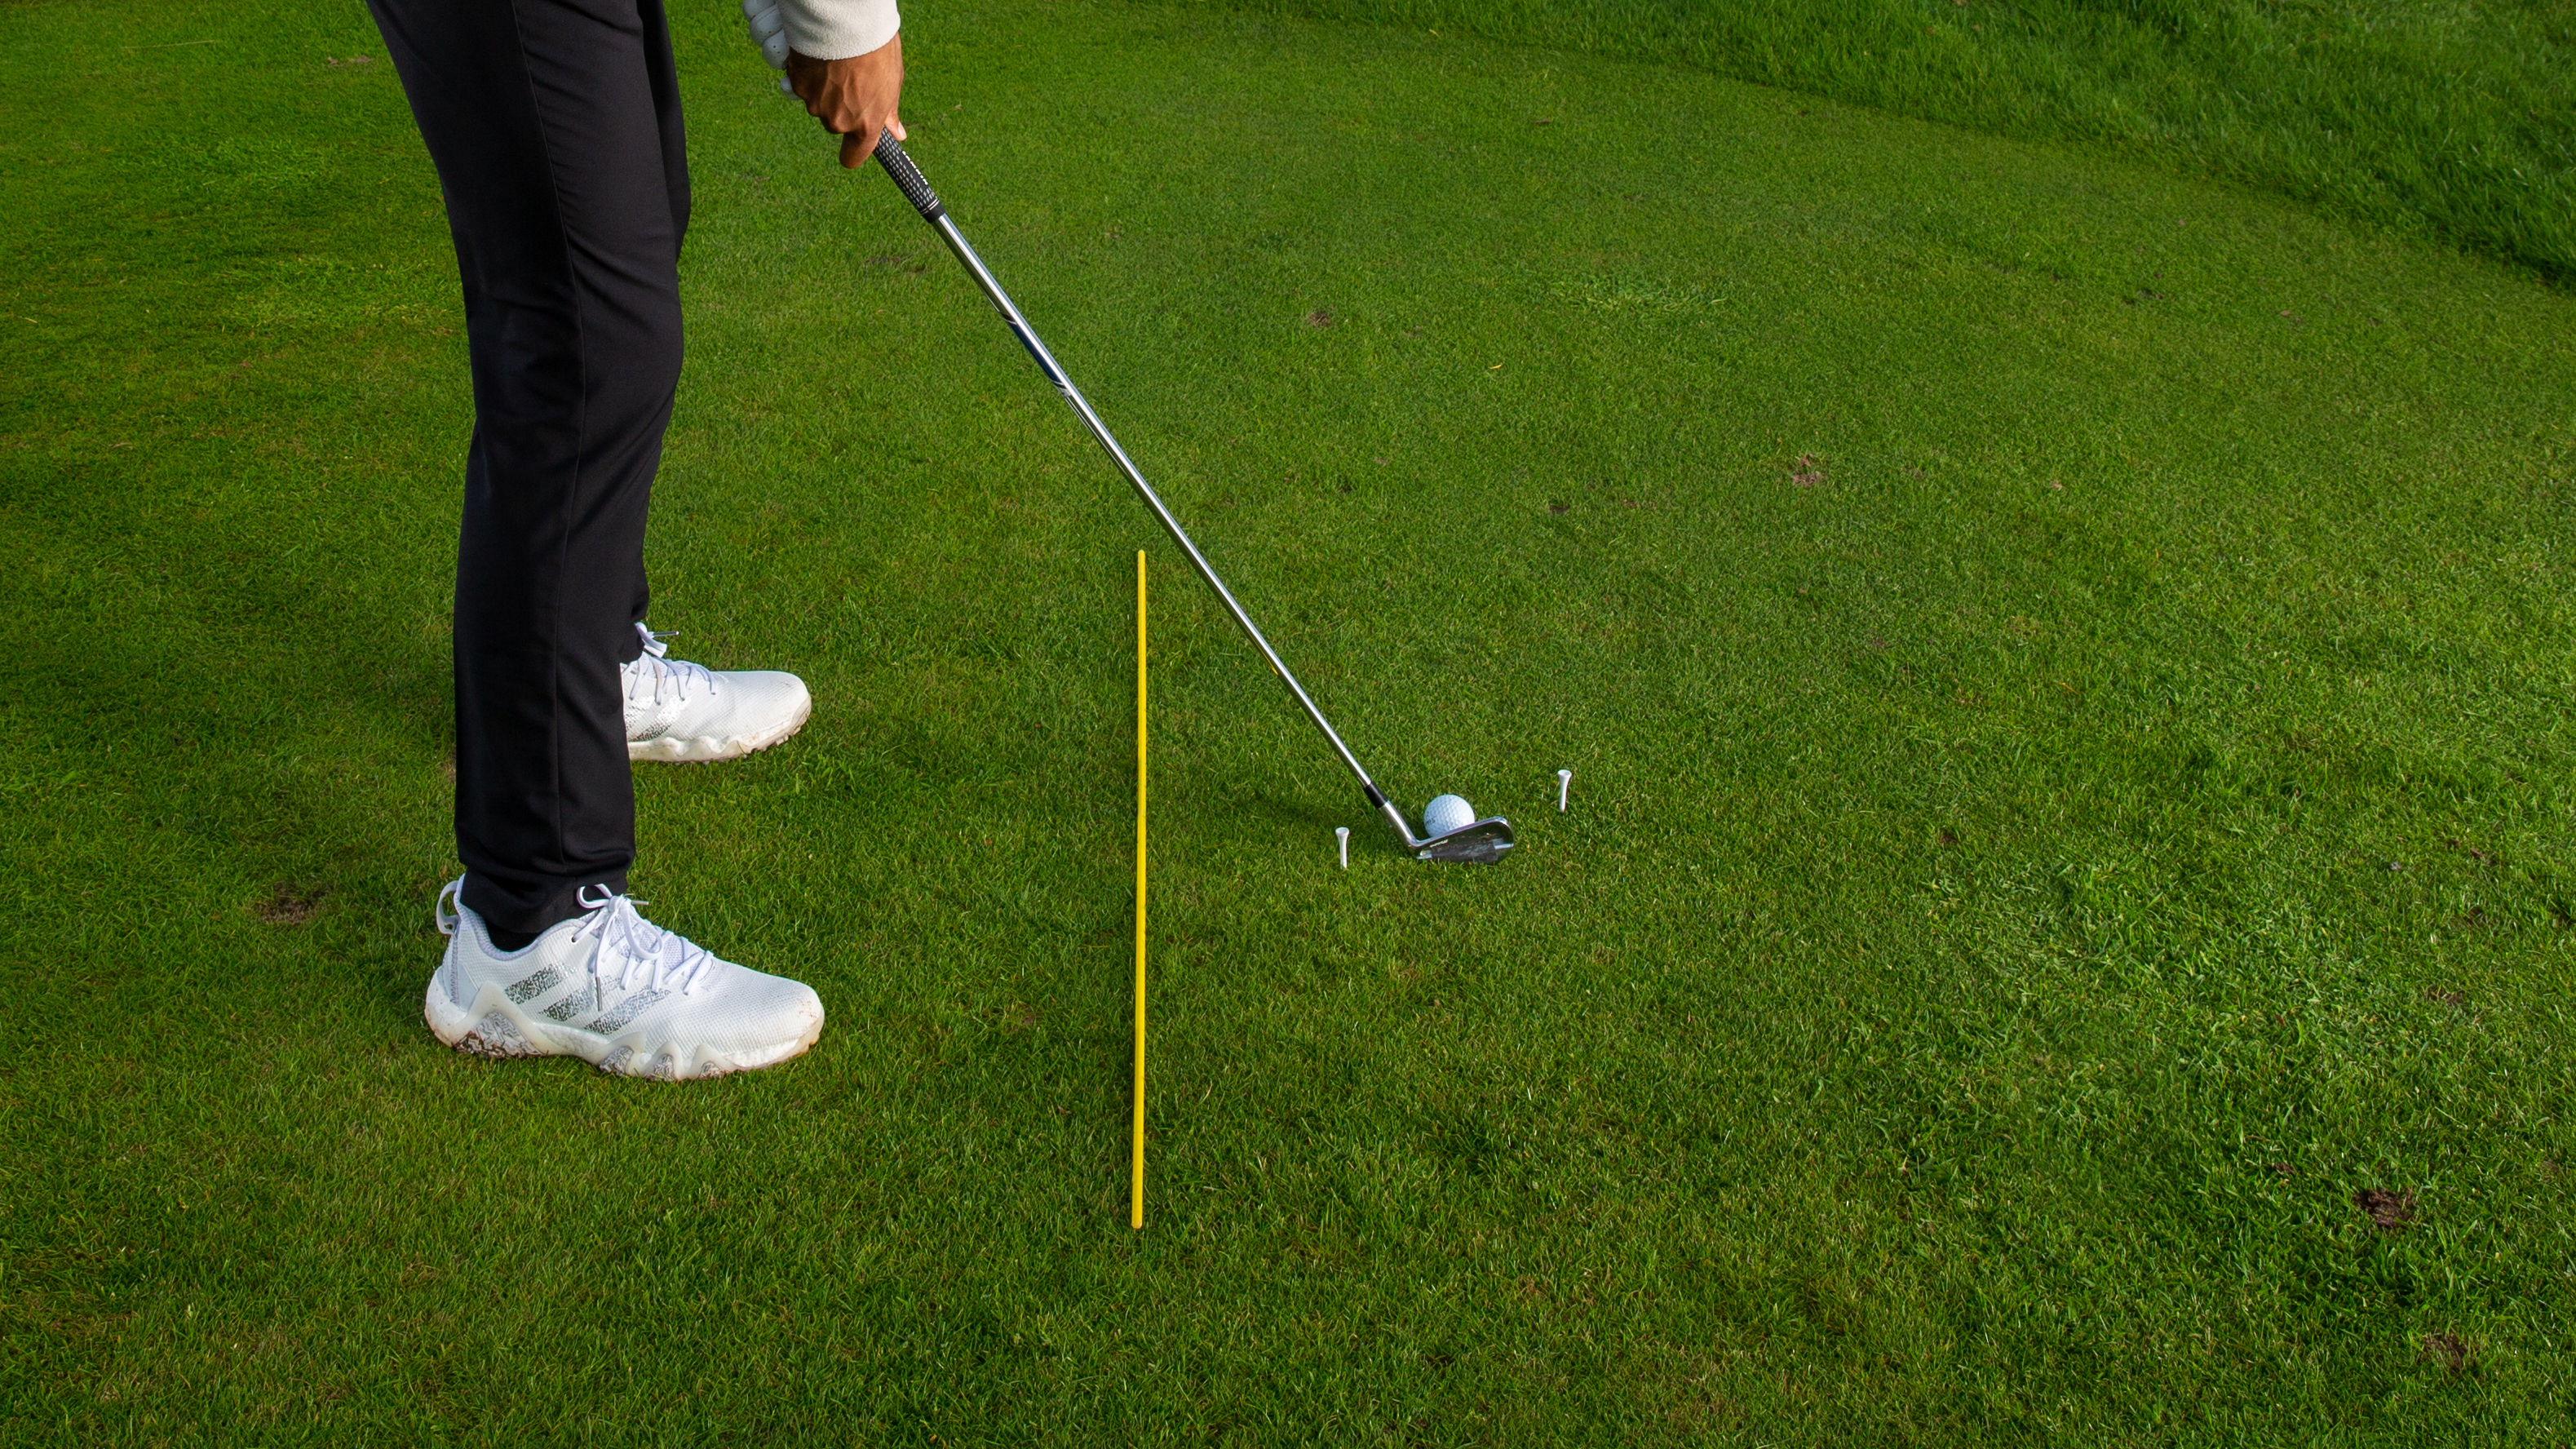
[459,870,631,938]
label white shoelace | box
[572,885,719,997]
[625,623,717,709]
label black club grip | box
[873,131,944,220]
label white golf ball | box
[1421,794,1476,838]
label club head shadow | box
[1414,816,1513,864]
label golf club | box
[868,130,1510,864]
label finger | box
[839,129,869,168]
[887,112,906,141]
[785,50,825,107]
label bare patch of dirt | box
[2420,1331,2473,1373]
[2426,986,2466,1008]
[1304,309,1333,328]
[1790,453,1824,487]
[253,884,322,925]
[2354,1187,2416,1230]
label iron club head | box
[1376,796,1513,863]
[1414,815,1514,863]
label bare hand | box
[786,33,905,169]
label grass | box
[1149,0,2576,283]
[4,0,2575,1441]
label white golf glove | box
[741,0,794,91]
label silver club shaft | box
[920,210,1398,822]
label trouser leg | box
[365,0,691,936]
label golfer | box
[363,0,901,1079]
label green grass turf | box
[1153,0,2576,284]
[4,0,2574,1441]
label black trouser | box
[367,0,689,934]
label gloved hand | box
[741,0,793,91]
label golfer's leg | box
[632,0,690,631]
[367,0,683,937]
[364,0,826,1080]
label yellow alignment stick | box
[1131,549,1149,1231]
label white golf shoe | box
[622,624,812,763]
[424,879,824,1081]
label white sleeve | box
[776,0,900,60]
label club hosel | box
[1362,782,1420,847]
[1376,796,1424,849]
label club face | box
[1414,816,1513,863]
